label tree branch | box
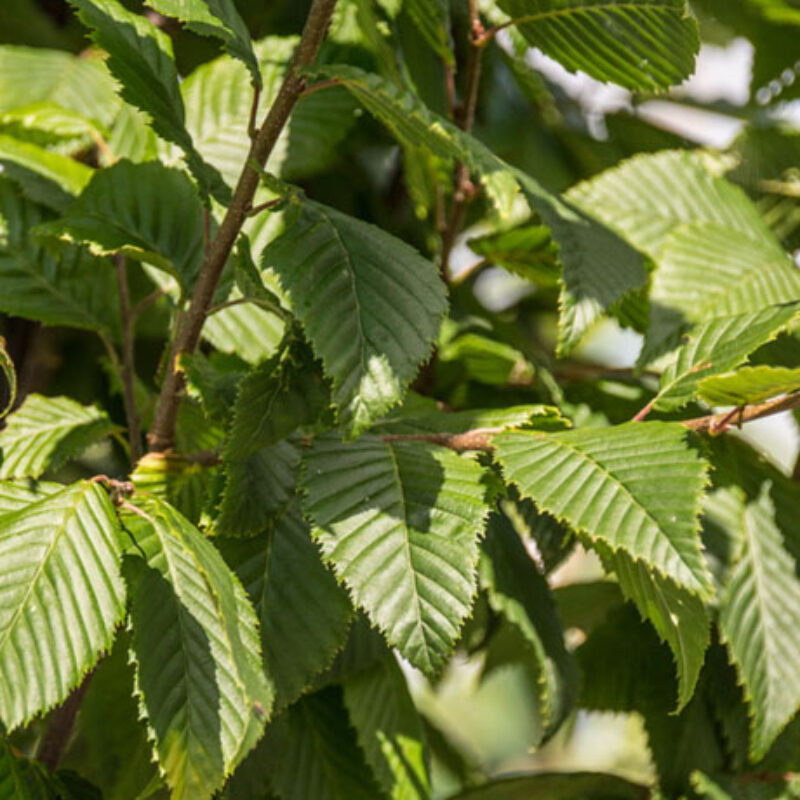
[682,392,800,434]
[146,0,339,453]
[115,256,143,463]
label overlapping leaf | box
[220,507,353,710]
[343,652,431,799]
[123,495,273,800]
[653,303,799,411]
[698,365,800,406]
[0,394,117,479]
[263,199,447,436]
[37,160,206,293]
[0,481,125,730]
[301,434,490,675]
[0,341,15,420]
[446,771,649,799]
[494,422,713,598]
[496,0,699,90]
[405,0,452,65]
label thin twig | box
[147,0,340,453]
[131,289,168,318]
[683,392,800,434]
[247,83,262,140]
[382,428,501,452]
[114,256,143,463]
[245,197,283,217]
[300,77,341,98]
[205,297,251,317]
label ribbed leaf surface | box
[609,549,709,710]
[0,341,15,420]
[718,484,800,760]
[653,304,799,411]
[66,0,225,201]
[343,653,431,800]
[37,160,205,293]
[0,480,60,516]
[494,422,713,597]
[220,508,353,709]
[0,178,119,333]
[314,66,648,352]
[0,394,117,479]
[479,514,576,738]
[405,0,452,65]
[124,495,272,800]
[497,0,699,90]
[0,481,125,730]
[301,434,490,675]
[263,686,386,800]
[145,0,260,86]
[698,366,800,407]
[263,200,446,435]
[447,771,649,799]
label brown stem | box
[115,256,143,463]
[382,428,501,452]
[131,288,168,318]
[147,0,339,453]
[683,392,800,434]
[36,672,93,771]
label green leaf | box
[0,178,120,333]
[123,495,273,800]
[691,771,800,800]
[37,160,205,294]
[478,513,577,739]
[718,482,800,760]
[496,0,699,90]
[698,366,800,407]
[467,224,560,287]
[0,340,16,420]
[653,303,800,411]
[263,199,447,436]
[202,299,285,365]
[262,686,387,800]
[445,771,649,799]
[342,652,431,800]
[0,481,125,730]
[219,507,353,710]
[404,0,452,65]
[0,395,118,479]
[608,548,709,711]
[0,480,61,516]
[301,434,490,675]
[66,0,226,201]
[0,739,61,800]
[144,0,260,87]
[494,422,713,598]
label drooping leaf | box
[718,483,800,760]
[494,422,713,598]
[404,0,452,65]
[301,434,490,675]
[445,771,649,799]
[66,0,227,201]
[342,651,431,799]
[144,0,260,86]
[691,770,800,800]
[263,198,447,436]
[0,481,125,730]
[219,507,353,710]
[0,178,119,333]
[0,340,16,420]
[123,495,273,800]
[36,160,205,293]
[478,513,576,739]
[698,366,800,407]
[262,686,387,800]
[0,739,62,800]
[0,395,117,479]
[496,0,699,90]
[653,303,799,411]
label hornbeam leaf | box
[0,340,16,420]
[718,483,800,760]
[342,652,431,800]
[445,771,649,799]
[496,0,699,90]
[653,303,800,412]
[479,513,577,739]
[312,65,649,353]
[37,160,205,293]
[301,434,490,675]
[698,366,800,407]
[219,507,353,710]
[0,395,118,479]
[144,0,260,87]
[263,199,447,436]
[0,480,60,516]
[123,495,273,800]
[404,0,453,65]
[66,0,227,202]
[262,686,387,800]
[0,739,62,799]
[494,422,713,598]
[0,481,126,730]
[0,177,120,333]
